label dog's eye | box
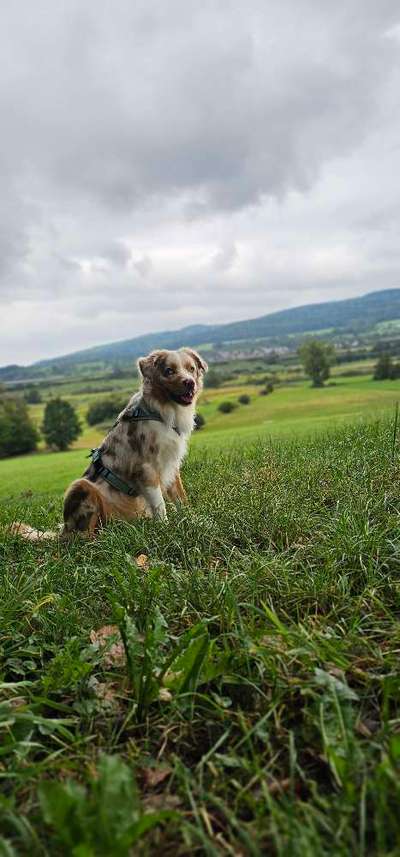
[164,367,174,377]
[190,365,196,373]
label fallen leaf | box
[89,625,126,668]
[158,688,172,702]
[135,553,150,570]
[142,765,172,788]
[143,793,181,813]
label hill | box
[2,287,400,380]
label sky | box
[1,0,400,365]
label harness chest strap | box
[90,447,138,496]
[88,404,181,497]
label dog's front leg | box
[141,481,167,520]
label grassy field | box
[1,416,400,854]
[2,373,400,500]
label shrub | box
[194,413,206,430]
[86,397,126,426]
[42,398,82,451]
[218,401,237,414]
[260,382,274,395]
[24,386,42,404]
[238,394,251,405]
[0,397,39,458]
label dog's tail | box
[10,521,61,541]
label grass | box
[20,372,400,462]
[1,416,400,854]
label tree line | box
[0,395,82,458]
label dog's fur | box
[12,347,207,540]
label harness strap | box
[89,448,138,496]
[123,403,181,435]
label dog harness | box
[88,403,180,497]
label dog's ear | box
[137,350,168,378]
[182,347,208,374]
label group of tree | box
[86,396,126,426]
[373,353,400,381]
[0,397,39,458]
[0,395,82,458]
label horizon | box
[3,285,400,370]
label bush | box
[0,397,39,458]
[24,386,42,404]
[260,382,274,395]
[42,398,82,451]
[218,401,237,414]
[194,413,205,430]
[86,397,126,426]
[204,369,222,389]
[238,394,251,405]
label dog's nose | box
[184,378,195,392]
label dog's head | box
[138,347,208,407]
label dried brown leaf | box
[143,793,181,813]
[142,765,172,788]
[89,625,126,668]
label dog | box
[12,347,208,540]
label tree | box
[42,398,82,451]
[204,369,222,389]
[86,397,126,426]
[0,397,39,458]
[373,353,394,380]
[298,340,335,388]
[24,386,42,404]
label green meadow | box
[1,372,400,854]
[2,372,400,499]
[1,417,400,854]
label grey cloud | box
[0,0,400,363]
[211,244,238,272]
[134,256,153,278]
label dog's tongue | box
[181,392,194,404]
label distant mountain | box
[2,288,400,380]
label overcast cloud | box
[1,0,400,364]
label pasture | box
[1,373,400,501]
[1,415,400,854]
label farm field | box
[1,417,400,854]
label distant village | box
[210,345,290,362]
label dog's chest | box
[153,424,188,488]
